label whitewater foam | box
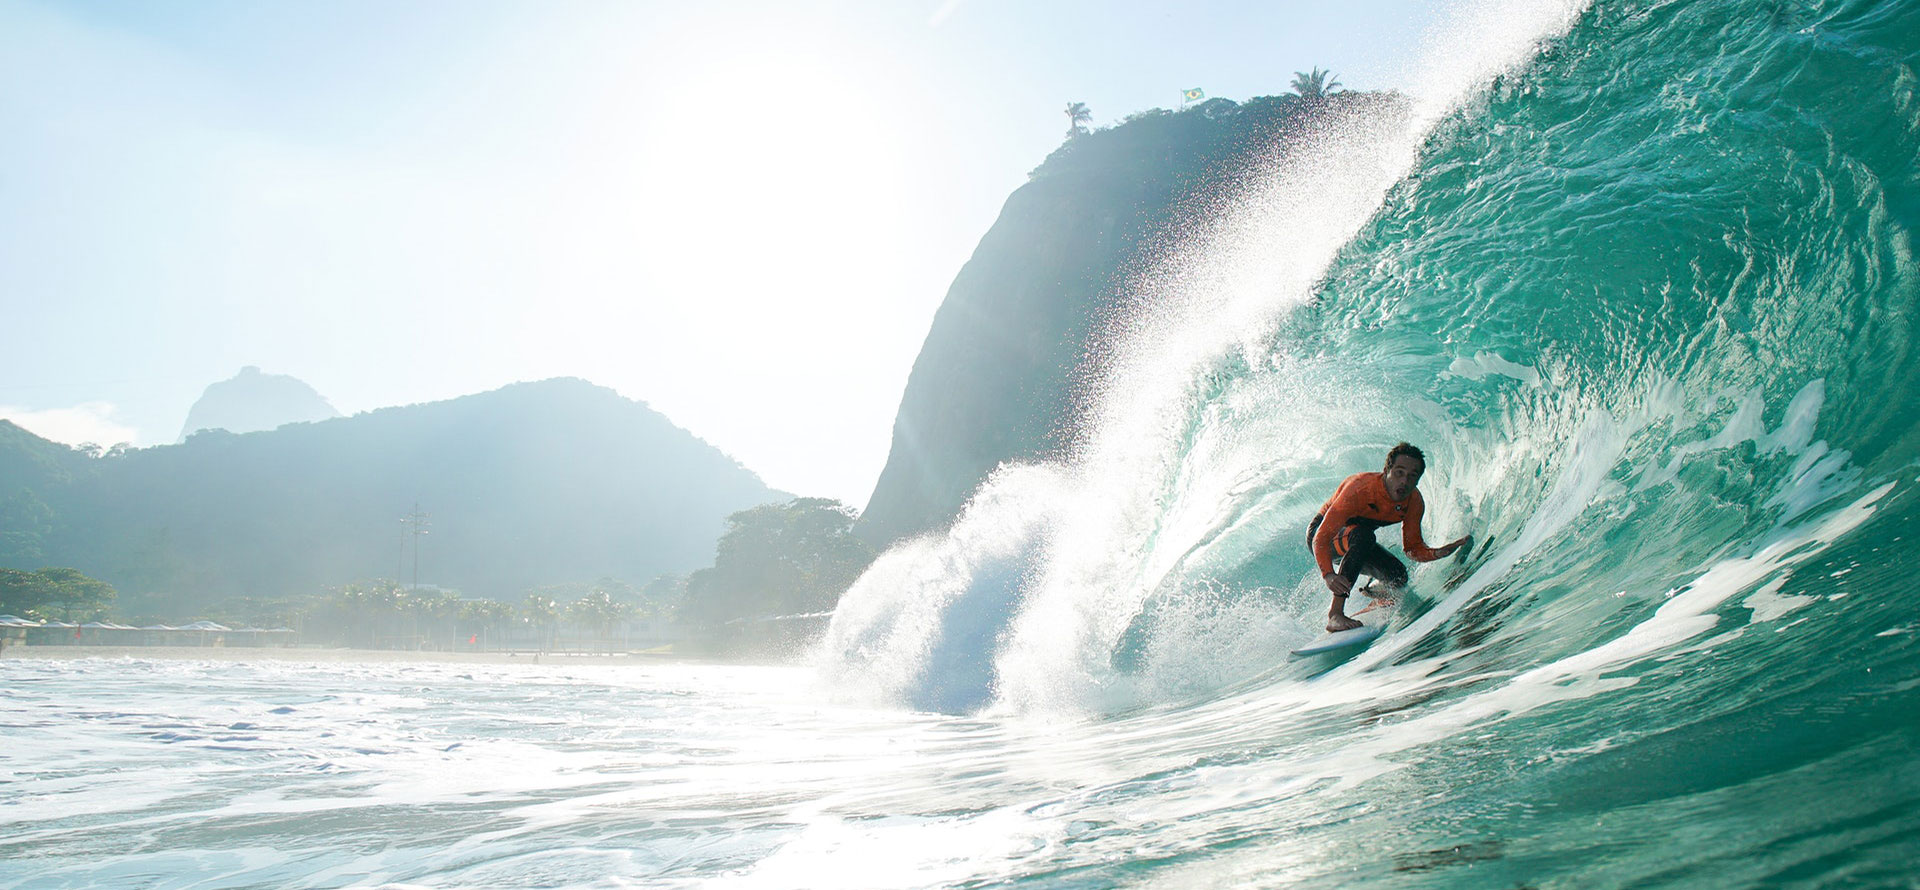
[857,0,1596,718]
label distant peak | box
[179,367,340,442]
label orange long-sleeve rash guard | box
[1312,471,1444,576]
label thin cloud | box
[928,0,966,27]
[0,402,142,449]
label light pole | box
[399,504,430,590]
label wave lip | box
[820,0,1597,717]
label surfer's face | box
[1384,455,1424,501]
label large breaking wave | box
[818,13,1920,858]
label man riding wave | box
[1308,443,1470,632]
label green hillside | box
[0,378,783,618]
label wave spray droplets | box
[820,0,1594,715]
[16,1,1920,886]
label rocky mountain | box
[178,365,341,441]
[858,93,1400,544]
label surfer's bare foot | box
[1326,613,1363,633]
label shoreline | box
[0,644,725,666]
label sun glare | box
[491,20,932,496]
[638,42,907,290]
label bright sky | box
[0,0,1443,506]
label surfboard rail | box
[1290,623,1383,657]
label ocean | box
[9,0,1920,886]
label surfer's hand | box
[1440,535,1470,557]
[1324,573,1352,597]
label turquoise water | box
[825,0,1920,883]
[10,0,1920,887]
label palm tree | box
[1064,101,1092,137]
[523,593,559,652]
[364,579,402,648]
[323,583,371,647]
[565,590,633,652]
[409,590,459,648]
[1289,68,1343,101]
[459,599,515,649]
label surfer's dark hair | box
[1384,442,1426,473]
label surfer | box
[1307,443,1470,632]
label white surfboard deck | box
[1292,591,1401,657]
[1290,623,1384,657]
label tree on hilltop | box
[1288,68,1343,101]
[1064,101,1092,137]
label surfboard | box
[1292,587,1400,657]
[1290,623,1383,656]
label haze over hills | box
[859,91,1401,545]
[0,378,784,618]
[2,91,1398,622]
[178,365,341,441]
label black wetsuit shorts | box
[1305,514,1409,589]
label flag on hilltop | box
[1182,87,1205,103]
